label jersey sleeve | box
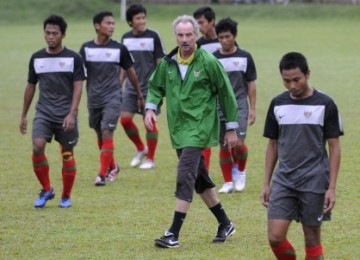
[324,99,344,138]
[263,99,279,139]
[119,44,134,70]
[245,52,257,82]
[72,53,86,82]
[27,54,38,84]
[153,31,166,59]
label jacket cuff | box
[225,122,239,131]
[145,103,157,111]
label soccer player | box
[145,15,238,248]
[19,15,85,208]
[80,11,144,186]
[119,4,165,169]
[193,6,220,171]
[213,18,257,193]
[261,52,343,259]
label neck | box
[220,46,237,55]
[46,45,64,54]
[204,29,217,40]
[95,35,110,45]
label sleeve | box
[208,56,239,128]
[153,31,166,59]
[245,52,257,82]
[263,99,279,139]
[146,60,166,110]
[119,44,134,70]
[324,99,344,138]
[27,54,38,84]
[72,53,86,82]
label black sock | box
[209,203,230,226]
[168,211,187,238]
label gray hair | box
[172,15,199,36]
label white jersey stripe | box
[84,47,120,62]
[34,57,74,73]
[274,104,325,126]
[218,57,248,72]
[123,38,154,52]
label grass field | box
[1,2,360,259]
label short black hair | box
[279,52,309,75]
[215,17,238,36]
[193,6,215,22]
[93,11,113,25]
[126,4,147,24]
[43,15,67,34]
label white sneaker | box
[218,182,234,193]
[106,163,120,182]
[139,159,155,169]
[130,147,148,167]
[235,171,246,192]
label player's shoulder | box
[31,48,47,58]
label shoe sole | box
[154,240,179,248]
[94,182,106,186]
[59,204,72,208]
[212,228,236,243]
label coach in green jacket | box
[144,15,240,248]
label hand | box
[144,109,156,131]
[20,117,27,134]
[260,185,271,208]
[323,188,336,214]
[223,130,238,152]
[248,109,256,126]
[63,114,76,132]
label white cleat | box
[130,147,148,167]
[218,182,234,193]
[139,159,155,169]
[235,171,246,192]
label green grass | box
[1,2,360,259]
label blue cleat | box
[59,197,72,208]
[34,187,55,208]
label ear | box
[94,23,100,31]
[306,69,310,79]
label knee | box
[268,232,286,247]
[32,143,45,156]
[120,117,132,127]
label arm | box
[20,83,36,134]
[120,68,126,86]
[323,137,341,214]
[63,80,82,132]
[126,67,144,112]
[247,80,256,125]
[260,139,278,208]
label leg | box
[303,225,323,259]
[234,142,248,192]
[59,145,76,208]
[218,122,234,193]
[268,219,296,260]
[140,117,158,169]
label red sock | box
[99,138,114,177]
[32,154,51,191]
[271,240,296,260]
[62,157,76,198]
[234,144,248,172]
[98,139,115,169]
[305,244,323,260]
[219,148,233,182]
[120,117,145,151]
[202,147,211,171]
[145,119,158,161]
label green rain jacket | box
[146,46,239,149]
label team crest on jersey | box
[106,52,112,57]
[304,111,312,118]
[59,62,65,68]
[233,61,240,67]
[193,70,202,77]
[140,42,146,47]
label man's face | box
[175,21,197,54]
[196,15,214,36]
[281,68,310,99]
[130,12,147,34]
[44,24,64,50]
[218,31,236,52]
[95,16,115,37]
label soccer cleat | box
[59,197,72,208]
[154,231,180,248]
[212,222,236,243]
[218,182,234,193]
[139,159,155,170]
[235,171,246,192]
[94,174,106,186]
[130,147,148,167]
[106,163,120,182]
[34,187,55,208]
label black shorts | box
[88,103,121,132]
[268,182,331,226]
[219,116,248,144]
[32,117,79,147]
[121,92,161,116]
[175,147,216,202]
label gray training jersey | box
[197,36,221,53]
[213,47,257,120]
[27,47,85,123]
[79,39,134,108]
[263,89,344,193]
[121,29,165,96]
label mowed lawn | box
[1,5,360,259]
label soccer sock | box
[234,144,248,172]
[209,203,230,226]
[99,138,114,177]
[201,147,212,171]
[270,239,296,260]
[120,117,145,152]
[305,244,324,260]
[32,154,51,191]
[168,211,187,238]
[145,119,158,161]
[219,147,233,182]
[98,139,116,169]
[62,155,76,198]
